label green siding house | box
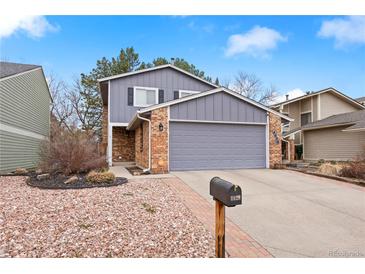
[0,62,52,173]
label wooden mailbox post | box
[210,177,242,258]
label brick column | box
[135,122,149,169]
[269,113,282,168]
[150,107,169,174]
[289,139,295,161]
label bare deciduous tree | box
[231,71,278,105]
[68,78,102,135]
[47,74,74,131]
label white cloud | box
[0,15,59,39]
[225,26,287,58]
[187,20,215,34]
[272,88,306,104]
[317,16,365,48]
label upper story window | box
[179,90,200,98]
[301,112,312,126]
[133,86,158,107]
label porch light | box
[159,123,164,132]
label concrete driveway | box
[172,169,365,258]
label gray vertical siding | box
[170,92,267,123]
[0,68,51,173]
[109,67,215,123]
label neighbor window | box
[179,90,200,98]
[134,87,158,107]
[301,112,312,126]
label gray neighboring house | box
[0,61,52,173]
[302,110,365,161]
[356,96,365,106]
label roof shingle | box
[0,61,40,79]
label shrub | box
[86,171,115,184]
[318,163,342,176]
[39,122,107,175]
[340,162,365,180]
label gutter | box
[136,113,151,173]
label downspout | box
[137,113,151,173]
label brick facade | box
[269,112,282,168]
[112,127,135,162]
[150,107,169,174]
[135,121,149,168]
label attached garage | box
[127,87,291,174]
[168,91,269,171]
[169,122,266,170]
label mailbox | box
[210,177,242,207]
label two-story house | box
[98,64,291,174]
[271,87,364,161]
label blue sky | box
[1,15,364,99]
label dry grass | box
[318,163,343,176]
[86,171,115,184]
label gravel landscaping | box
[0,176,214,258]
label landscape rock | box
[14,168,28,175]
[36,173,50,181]
[64,176,78,184]
[0,176,215,258]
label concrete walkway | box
[109,165,174,180]
[172,169,365,258]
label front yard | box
[0,176,214,258]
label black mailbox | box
[210,177,242,207]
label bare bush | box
[340,162,365,180]
[39,122,107,175]
[339,146,365,180]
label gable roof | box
[0,61,41,79]
[127,87,293,130]
[356,96,365,103]
[97,64,218,88]
[271,87,365,110]
[302,109,365,131]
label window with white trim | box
[133,87,158,107]
[179,90,200,98]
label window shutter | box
[158,89,164,104]
[127,87,133,106]
[173,90,179,100]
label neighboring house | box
[0,62,52,173]
[356,96,365,106]
[98,64,291,173]
[271,87,365,160]
[302,110,365,161]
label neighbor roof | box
[356,96,365,103]
[97,63,218,88]
[270,87,365,109]
[127,87,293,130]
[302,109,365,131]
[0,61,41,79]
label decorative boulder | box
[64,176,78,184]
[14,168,28,175]
[37,173,50,181]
